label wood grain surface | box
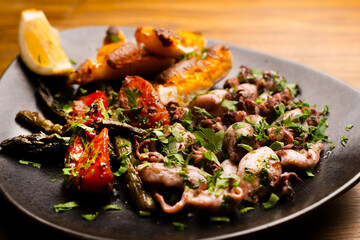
[0,0,359,239]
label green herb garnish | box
[19,160,41,169]
[103,204,123,211]
[346,124,354,131]
[82,212,99,221]
[54,201,79,213]
[172,222,187,231]
[340,136,348,147]
[262,193,279,209]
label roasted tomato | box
[118,75,170,128]
[69,128,114,194]
[65,134,85,169]
[72,90,109,120]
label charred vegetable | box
[135,26,206,58]
[64,128,114,194]
[0,132,69,155]
[16,110,64,135]
[68,26,175,85]
[113,136,157,211]
[155,44,233,106]
[118,75,171,129]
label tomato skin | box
[118,75,170,128]
[65,135,85,169]
[72,90,108,120]
[71,128,114,194]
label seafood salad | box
[1,25,330,220]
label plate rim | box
[0,25,359,240]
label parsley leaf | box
[237,143,253,152]
[139,210,151,217]
[220,99,238,111]
[194,128,225,153]
[239,205,255,214]
[54,201,79,213]
[173,222,187,231]
[305,166,315,177]
[210,216,230,223]
[124,88,142,108]
[19,160,41,169]
[346,124,354,131]
[103,204,123,211]
[262,193,279,209]
[340,136,348,147]
[269,141,284,151]
[193,106,214,119]
[82,212,99,221]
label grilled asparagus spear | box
[16,110,64,135]
[113,136,157,211]
[0,132,69,155]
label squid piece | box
[237,146,282,203]
[155,44,233,106]
[68,28,174,85]
[232,83,258,100]
[172,123,196,151]
[135,26,206,58]
[136,162,243,213]
[276,142,323,170]
[189,89,230,117]
[223,122,256,162]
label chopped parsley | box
[54,201,79,213]
[110,34,121,43]
[305,166,315,177]
[220,98,238,111]
[239,205,255,214]
[262,193,279,209]
[340,136,348,147]
[346,124,354,131]
[19,160,41,169]
[103,204,123,211]
[269,141,284,151]
[172,222,187,231]
[193,106,214,119]
[237,143,253,152]
[82,212,99,221]
[210,216,230,223]
[194,128,225,153]
[139,210,151,217]
[69,58,77,65]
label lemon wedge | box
[18,9,73,76]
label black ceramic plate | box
[0,26,359,240]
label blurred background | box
[0,0,359,239]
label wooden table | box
[0,0,359,239]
